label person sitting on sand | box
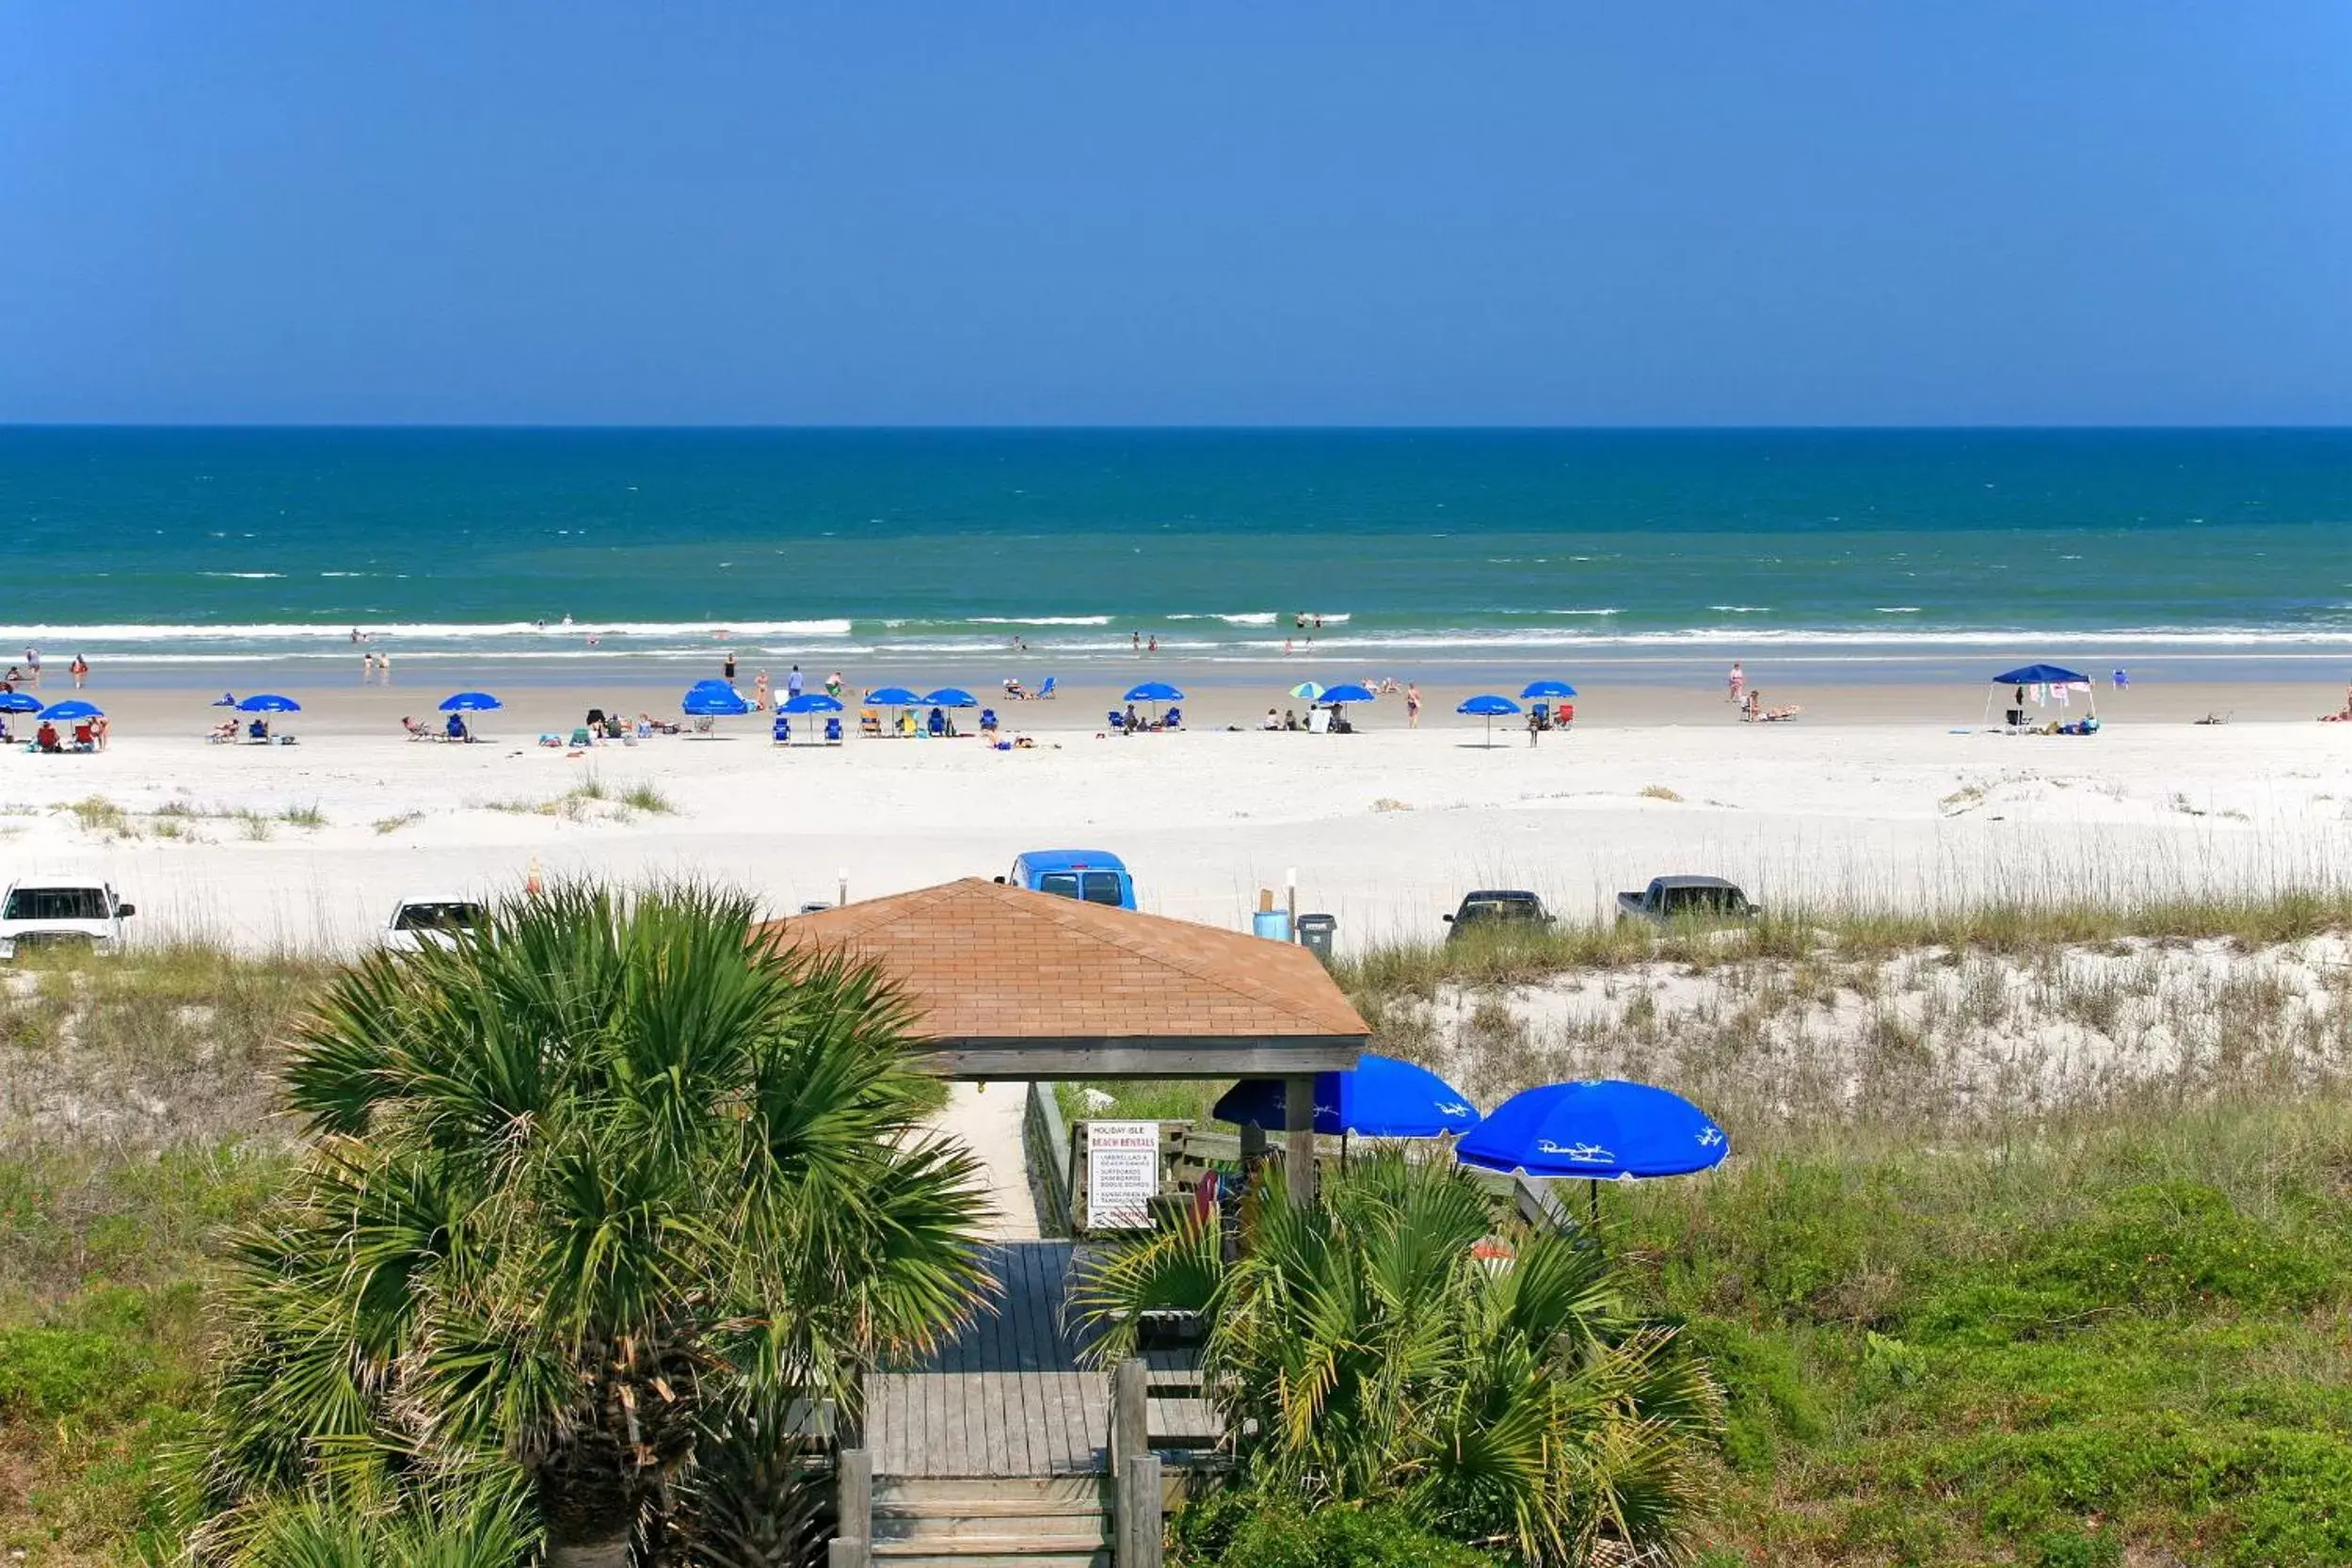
[1262,707,1281,729]
[36,720,60,753]
[1743,690,1764,722]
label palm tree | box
[181,883,992,1568]
[1070,1153,1721,1568]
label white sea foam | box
[963,616,1113,627]
[0,618,856,642]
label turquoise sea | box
[4,427,2350,674]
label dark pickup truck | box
[1443,889,1554,941]
[1616,875,1755,924]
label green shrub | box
[0,1325,149,1420]
[1175,1496,1499,1568]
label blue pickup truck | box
[1000,850,1136,909]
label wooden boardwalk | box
[869,1241,1216,1479]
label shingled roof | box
[763,878,1368,1080]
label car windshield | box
[1659,887,1743,915]
[1461,898,1541,921]
[4,888,111,920]
[393,902,485,932]
[1037,872,1125,906]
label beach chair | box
[72,722,96,752]
[1036,676,1057,699]
[979,708,1000,734]
[446,714,470,743]
[824,716,842,744]
[247,719,269,742]
[896,710,917,738]
[772,714,791,745]
[859,707,883,737]
[1108,710,1126,733]
[927,709,947,738]
[1162,706,1182,730]
[568,726,594,748]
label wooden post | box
[1120,1454,1165,1568]
[1112,1357,1148,1465]
[834,1446,871,1568]
[1285,1073,1316,1206]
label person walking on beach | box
[753,670,771,711]
[1131,631,1141,653]
[1527,707,1542,746]
[378,650,392,684]
[723,650,738,682]
[70,654,88,689]
[24,648,39,689]
[1727,661,1745,705]
[361,650,376,685]
[1406,682,1421,728]
[787,664,804,701]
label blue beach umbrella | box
[236,694,301,713]
[1288,681,1325,701]
[780,692,843,713]
[1213,1054,1480,1140]
[1521,680,1577,699]
[682,683,753,717]
[210,693,238,708]
[439,692,504,712]
[39,699,103,722]
[867,685,922,707]
[922,688,978,708]
[0,692,42,713]
[1459,1080,1728,1218]
[1456,693,1521,746]
[1124,681,1185,703]
[1320,682,1377,705]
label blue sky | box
[3,2,2347,424]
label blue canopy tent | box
[1987,663,2098,729]
[1215,1053,1480,1164]
[1456,693,1521,747]
[1458,1079,1729,1220]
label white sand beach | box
[4,672,2350,956]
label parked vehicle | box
[1442,888,1553,941]
[380,895,488,952]
[998,850,1136,909]
[0,878,135,961]
[1616,875,1755,924]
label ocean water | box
[3,426,2349,670]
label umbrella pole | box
[1588,1177,1599,1227]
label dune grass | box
[8,894,2352,1565]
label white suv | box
[0,880,136,961]
[380,896,488,953]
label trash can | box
[1251,909,1293,942]
[1295,913,1337,963]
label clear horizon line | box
[5,420,2351,434]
